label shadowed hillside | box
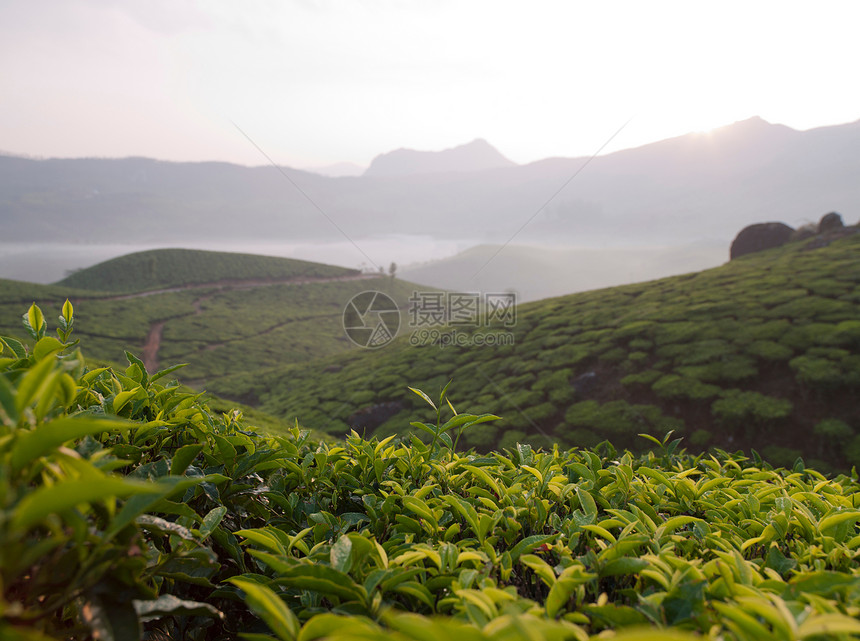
[217,230,860,472]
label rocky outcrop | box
[730,222,794,260]
[819,212,844,232]
[791,224,817,242]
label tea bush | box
[814,419,854,441]
[790,355,847,388]
[676,355,759,383]
[744,340,795,362]
[711,390,793,425]
[3,304,860,641]
[652,375,722,400]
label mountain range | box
[1,116,857,250]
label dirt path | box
[141,321,165,373]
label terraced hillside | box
[0,249,420,393]
[57,247,358,292]
[218,231,860,472]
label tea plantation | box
[0,249,421,392]
[1,304,860,640]
[224,232,860,473]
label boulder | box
[730,222,794,260]
[818,212,844,232]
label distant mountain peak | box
[736,115,770,125]
[461,137,495,149]
[709,116,807,139]
[364,139,516,177]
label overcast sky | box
[2,0,859,168]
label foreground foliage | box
[2,305,860,640]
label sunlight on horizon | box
[1,1,859,166]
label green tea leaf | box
[297,614,379,641]
[408,386,437,410]
[105,476,206,539]
[330,534,354,573]
[170,443,204,475]
[0,335,27,359]
[24,303,46,340]
[112,387,141,413]
[150,362,188,383]
[125,351,149,385]
[509,535,555,562]
[228,577,299,641]
[199,506,228,540]
[136,514,197,541]
[576,486,598,518]
[600,557,650,577]
[14,354,56,412]
[521,554,556,587]
[33,336,64,361]
[11,416,132,473]
[134,594,223,623]
[62,299,74,325]
[273,565,366,603]
[818,510,860,533]
[13,476,158,530]
[797,613,860,638]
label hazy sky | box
[2,0,859,168]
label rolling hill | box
[213,227,860,472]
[57,247,359,292]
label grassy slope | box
[55,247,358,292]
[223,232,860,472]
